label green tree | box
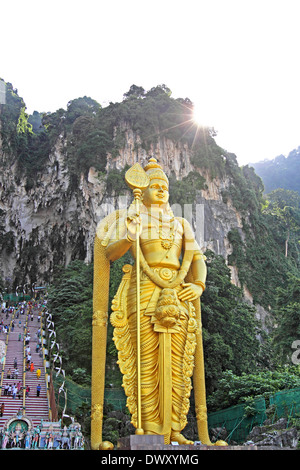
[264,188,300,257]
[28,111,44,133]
[0,80,28,155]
[123,85,145,99]
[65,96,101,125]
[272,272,300,364]
[201,251,261,394]
[48,261,94,377]
[168,171,206,205]
[17,107,33,134]
[207,367,300,411]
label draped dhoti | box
[111,264,198,443]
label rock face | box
[106,127,194,179]
[246,418,299,449]
[0,131,245,290]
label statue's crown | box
[144,157,163,172]
[144,157,168,185]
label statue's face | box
[143,178,169,207]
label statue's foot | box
[99,441,114,450]
[170,431,193,445]
[214,440,228,446]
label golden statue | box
[91,157,214,449]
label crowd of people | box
[0,421,85,449]
[0,303,28,335]
[0,301,45,414]
[0,305,18,336]
[0,299,85,450]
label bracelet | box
[126,233,135,243]
[194,280,206,291]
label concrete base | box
[117,435,258,451]
[117,435,165,451]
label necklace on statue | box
[159,214,175,250]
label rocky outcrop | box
[106,127,194,179]
[0,131,246,291]
[246,418,299,449]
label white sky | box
[1,0,299,165]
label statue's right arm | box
[105,237,132,262]
[105,216,133,262]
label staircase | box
[0,304,50,428]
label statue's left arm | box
[177,218,207,302]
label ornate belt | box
[146,266,178,281]
[158,267,177,281]
[141,266,178,283]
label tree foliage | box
[201,251,262,395]
[263,188,300,257]
[47,261,94,378]
[226,165,299,310]
[0,80,240,196]
[272,272,300,364]
[207,367,300,411]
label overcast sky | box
[1,0,299,165]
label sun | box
[192,102,215,128]
[193,104,204,126]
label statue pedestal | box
[117,435,259,451]
[117,434,165,450]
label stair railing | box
[40,306,52,421]
[0,306,17,397]
[22,303,30,416]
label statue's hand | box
[125,206,142,241]
[178,282,203,302]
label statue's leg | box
[129,306,161,429]
[169,310,194,445]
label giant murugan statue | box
[91,157,213,450]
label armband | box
[193,280,206,291]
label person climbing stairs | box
[0,303,50,428]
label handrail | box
[40,307,52,421]
[0,326,8,395]
[0,307,17,395]
[43,308,67,422]
[23,304,30,415]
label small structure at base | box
[0,415,84,449]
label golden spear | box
[125,163,150,435]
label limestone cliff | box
[1,82,263,305]
[0,127,245,293]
